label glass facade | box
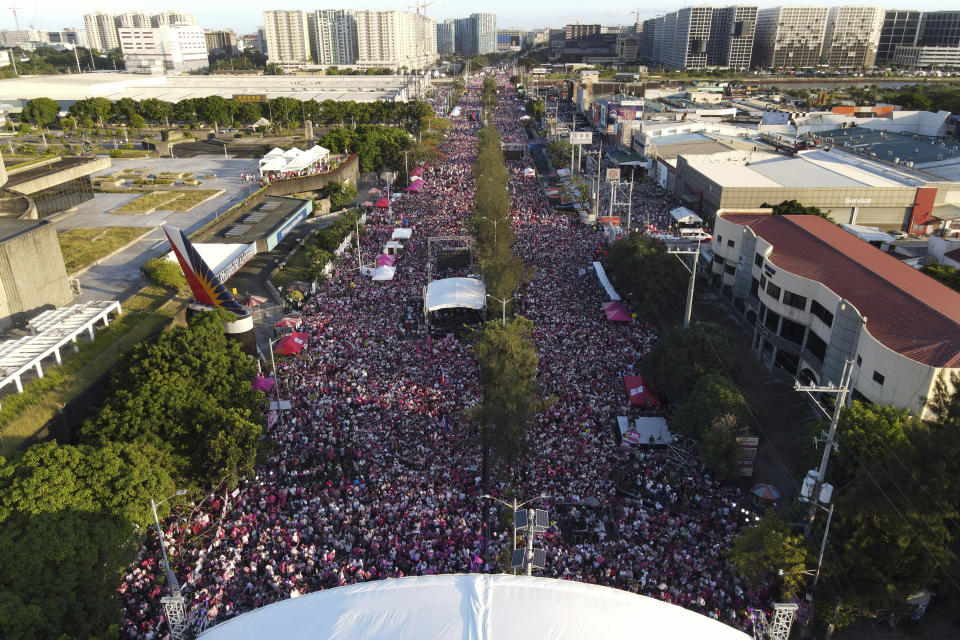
[30,175,94,217]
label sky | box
[13,1,960,35]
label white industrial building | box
[119,26,209,74]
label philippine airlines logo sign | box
[162,225,248,317]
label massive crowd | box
[119,74,770,639]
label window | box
[714,255,725,265]
[765,280,781,300]
[810,300,834,327]
[727,239,735,248]
[754,253,763,268]
[716,234,722,244]
[873,371,885,385]
[806,331,827,362]
[764,307,780,332]
[750,277,760,298]
[725,264,736,275]
[780,318,806,344]
[856,355,862,366]
[783,291,807,311]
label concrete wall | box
[0,222,73,330]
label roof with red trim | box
[721,213,960,368]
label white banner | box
[605,168,621,181]
[569,131,593,145]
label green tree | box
[265,63,284,75]
[607,233,687,320]
[109,97,138,124]
[59,115,76,131]
[639,323,740,404]
[80,312,263,485]
[142,257,187,289]
[0,441,175,640]
[728,512,811,599]
[21,97,60,128]
[138,98,174,124]
[671,372,749,437]
[545,139,572,169]
[233,100,263,125]
[525,98,546,121]
[699,414,743,478]
[762,199,830,219]
[829,401,915,484]
[196,95,233,126]
[921,263,960,293]
[128,113,146,133]
[326,180,358,211]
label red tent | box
[274,316,302,328]
[274,332,309,355]
[603,302,631,322]
[624,376,660,406]
[374,198,390,208]
[243,294,269,307]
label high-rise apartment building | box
[472,13,497,55]
[151,12,195,28]
[262,10,312,65]
[707,5,757,69]
[114,12,152,30]
[876,10,922,66]
[309,10,356,64]
[821,6,885,68]
[84,12,121,51]
[640,6,755,70]
[351,10,436,69]
[565,24,601,42]
[916,11,960,47]
[437,20,455,55]
[205,30,238,55]
[119,25,208,73]
[752,6,829,69]
[454,17,475,56]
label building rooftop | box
[213,195,310,244]
[684,148,920,189]
[0,219,43,242]
[811,126,960,181]
[722,212,960,368]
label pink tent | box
[374,198,390,208]
[367,187,381,195]
[252,376,276,391]
[411,166,424,176]
[362,200,374,207]
[376,254,396,267]
[405,181,423,192]
[624,376,661,406]
[243,294,269,307]
[603,302,631,322]
[274,332,309,355]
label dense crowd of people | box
[118,74,771,639]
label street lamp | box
[486,294,515,326]
[481,494,547,575]
[266,337,291,411]
[150,489,188,640]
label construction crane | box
[9,6,23,30]
[408,0,434,15]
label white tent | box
[197,574,750,640]
[252,117,271,129]
[284,145,330,172]
[424,277,486,312]
[592,261,621,302]
[371,265,396,281]
[670,206,703,225]
[384,240,404,255]
[391,228,413,241]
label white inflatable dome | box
[198,574,750,640]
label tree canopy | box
[639,322,740,404]
[761,199,830,219]
[22,97,59,128]
[728,512,811,599]
[607,232,689,322]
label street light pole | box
[667,239,702,328]
[266,337,287,411]
[481,494,546,575]
[486,294,514,326]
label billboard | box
[570,131,593,145]
[606,168,621,181]
[233,94,268,103]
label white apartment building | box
[84,12,120,51]
[712,210,960,419]
[473,13,497,55]
[352,10,436,70]
[822,6,885,68]
[151,12,196,28]
[263,10,312,66]
[752,6,829,69]
[119,25,208,74]
[309,10,356,65]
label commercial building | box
[876,10,922,66]
[119,25,209,74]
[497,29,526,53]
[565,24,601,42]
[205,30,239,56]
[436,20,455,55]
[84,12,196,53]
[262,10,312,66]
[711,211,960,418]
[674,132,960,231]
[752,6,829,69]
[893,45,960,69]
[821,6,885,68]
[916,10,960,47]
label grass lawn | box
[165,189,223,211]
[112,191,183,213]
[271,242,315,290]
[58,227,148,274]
[0,285,186,458]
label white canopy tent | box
[391,228,413,241]
[670,206,703,225]
[197,574,751,640]
[259,145,330,177]
[284,145,330,172]
[424,277,486,312]
[371,265,396,281]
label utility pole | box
[795,359,852,538]
[592,138,603,218]
[667,239,701,328]
[626,179,635,231]
[73,47,82,74]
[150,490,188,640]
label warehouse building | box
[711,210,960,418]
[674,141,960,232]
